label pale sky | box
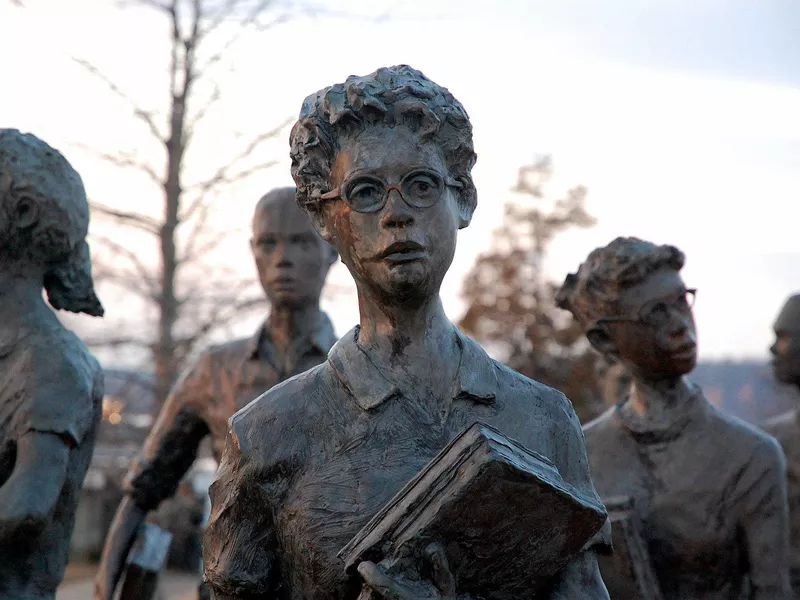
[1,0,799,364]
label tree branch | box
[82,335,153,350]
[91,202,162,235]
[187,82,221,133]
[183,118,290,216]
[195,0,279,75]
[72,58,165,143]
[92,234,160,297]
[200,0,240,38]
[72,143,162,186]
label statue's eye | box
[346,179,384,210]
[403,173,441,206]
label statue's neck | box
[266,302,321,350]
[356,291,458,376]
[628,376,689,411]
[0,274,48,324]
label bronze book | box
[597,496,664,600]
[339,422,607,598]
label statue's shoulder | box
[29,317,101,390]
[492,360,581,429]
[203,336,253,362]
[762,409,799,441]
[229,361,331,457]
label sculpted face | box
[315,126,466,306]
[771,296,800,386]
[596,267,698,380]
[250,193,334,309]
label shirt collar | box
[328,325,497,411]
[246,311,337,361]
[615,381,707,443]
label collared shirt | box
[202,326,608,600]
[584,385,790,600]
[0,313,103,599]
[125,312,336,512]
[764,408,800,593]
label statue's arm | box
[0,430,70,539]
[543,550,610,599]
[203,428,281,600]
[538,392,610,599]
[94,357,212,600]
[740,439,792,599]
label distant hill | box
[692,360,799,424]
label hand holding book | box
[357,542,464,600]
[342,422,607,599]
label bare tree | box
[459,156,602,421]
[74,0,298,408]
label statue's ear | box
[13,194,40,230]
[587,324,618,361]
[308,207,334,245]
[456,188,476,229]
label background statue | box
[94,187,338,600]
[764,294,800,597]
[0,129,104,599]
[557,236,791,599]
[595,357,632,409]
[202,64,610,600]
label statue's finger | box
[357,561,404,600]
[425,543,456,596]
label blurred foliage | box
[459,156,603,422]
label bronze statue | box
[94,187,338,600]
[202,65,610,600]
[595,358,632,408]
[0,129,105,599]
[557,236,791,599]
[764,294,800,596]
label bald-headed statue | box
[94,187,338,600]
[764,294,800,596]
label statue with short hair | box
[0,129,104,599]
[202,65,610,600]
[94,187,338,600]
[557,236,791,599]
[764,294,800,596]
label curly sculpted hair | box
[289,65,477,215]
[0,129,103,316]
[556,236,685,329]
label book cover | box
[339,422,607,599]
[597,496,664,600]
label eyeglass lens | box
[343,170,445,213]
[640,289,696,326]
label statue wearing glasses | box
[557,237,791,599]
[202,65,610,600]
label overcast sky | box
[1,0,799,362]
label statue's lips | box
[271,276,298,288]
[670,342,697,359]
[379,241,426,263]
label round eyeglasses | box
[599,288,697,328]
[319,168,463,214]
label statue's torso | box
[584,392,783,600]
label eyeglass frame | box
[319,167,464,214]
[595,288,697,328]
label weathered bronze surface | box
[202,65,611,600]
[764,294,800,595]
[94,187,337,600]
[0,129,105,600]
[558,236,791,599]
